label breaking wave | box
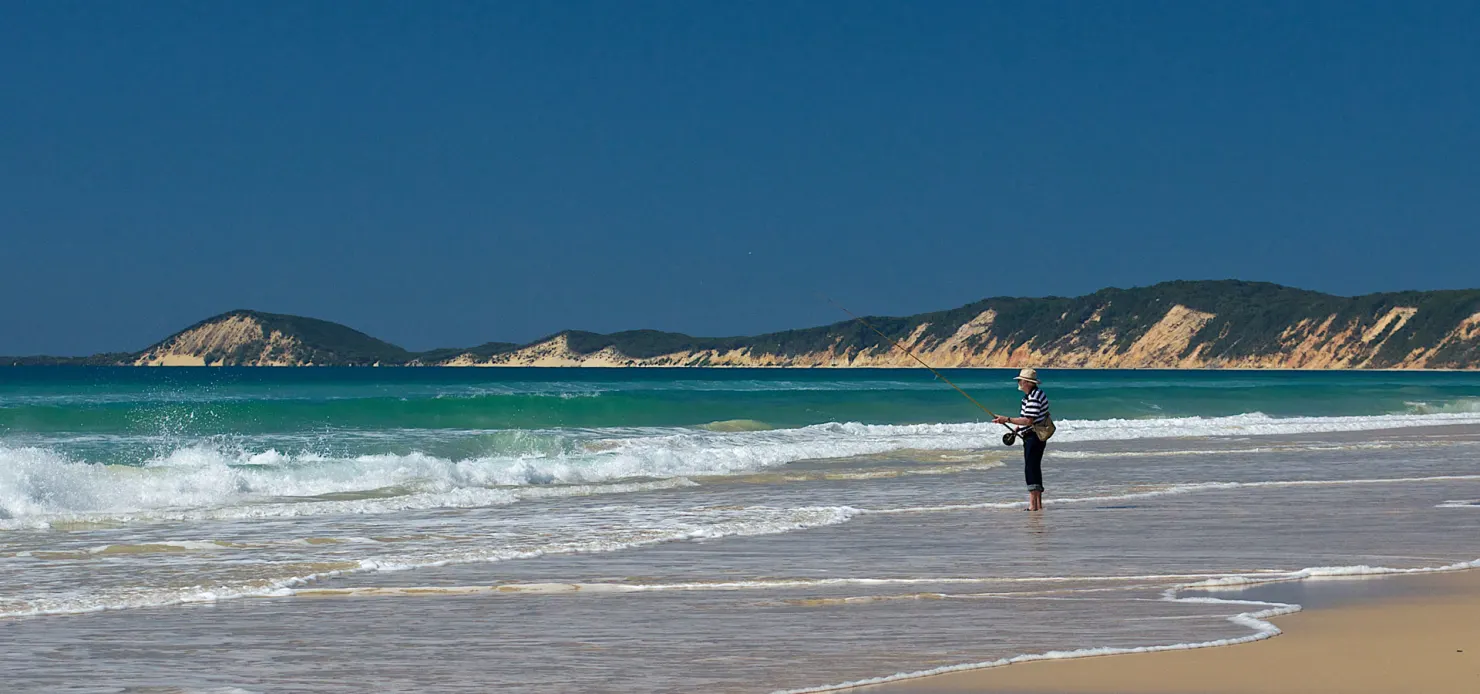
[6,410,1480,526]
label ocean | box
[2,367,1479,692]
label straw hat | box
[1013,367,1040,384]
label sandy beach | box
[863,569,1480,694]
[6,371,1480,692]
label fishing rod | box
[825,297,1019,442]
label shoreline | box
[826,568,1480,694]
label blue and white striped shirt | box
[1020,387,1050,424]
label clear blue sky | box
[3,2,1477,355]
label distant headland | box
[7,281,1480,369]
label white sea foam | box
[1048,410,1480,441]
[5,410,1480,525]
[0,442,704,528]
[0,504,861,618]
[291,559,1480,604]
[173,688,262,694]
[0,562,360,619]
[539,410,1480,485]
[1405,397,1480,414]
[1048,439,1446,460]
[86,540,232,554]
[290,571,1279,598]
[859,473,1480,514]
[76,470,1469,625]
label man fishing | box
[826,299,1055,511]
[993,368,1051,511]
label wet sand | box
[860,569,1480,693]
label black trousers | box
[1022,430,1046,492]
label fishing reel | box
[1002,431,1018,446]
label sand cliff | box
[133,314,309,366]
[21,282,1480,369]
[126,310,408,367]
[438,303,1480,369]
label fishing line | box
[824,296,1018,443]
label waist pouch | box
[1030,417,1056,442]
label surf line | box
[773,595,1303,694]
[775,555,1480,694]
[857,473,1480,515]
[824,296,1016,440]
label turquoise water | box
[5,365,1479,433]
[3,367,1480,692]
[4,366,1479,475]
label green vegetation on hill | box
[6,281,1480,367]
[561,330,748,359]
[414,341,519,363]
[552,280,1480,368]
[170,310,415,366]
[3,353,135,366]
